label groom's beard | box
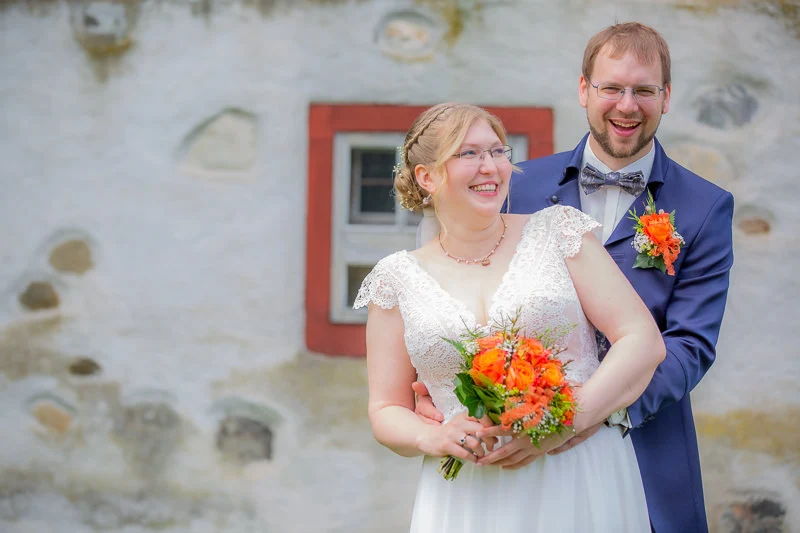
[587,110,662,161]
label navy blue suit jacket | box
[510,135,734,533]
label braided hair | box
[394,103,511,212]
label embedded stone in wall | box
[69,1,139,56]
[0,479,33,521]
[0,319,64,380]
[375,9,442,61]
[179,109,257,179]
[114,392,182,477]
[29,394,76,435]
[738,217,771,234]
[49,239,94,274]
[19,281,59,311]
[68,357,102,376]
[212,397,281,463]
[717,490,786,533]
[189,0,212,17]
[734,205,773,236]
[694,83,758,129]
[217,416,273,462]
[666,143,736,188]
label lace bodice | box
[354,205,602,423]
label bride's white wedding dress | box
[355,205,650,532]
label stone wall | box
[0,1,798,531]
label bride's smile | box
[468,182,499,194]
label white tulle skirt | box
[409,425,650,532]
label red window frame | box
[306,104,554,356]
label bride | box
[354,103,664,532]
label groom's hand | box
[412,381,444,425]
[547,422,603,455]
[475,425,570,470]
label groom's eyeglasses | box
[452,145,512,165]
[589,80,665,102]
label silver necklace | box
[438,215,507,267]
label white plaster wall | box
[0,1,798,531]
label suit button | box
[550,195,560,204]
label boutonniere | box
[628,191,685,276]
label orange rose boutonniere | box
[628,191,685,276]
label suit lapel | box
[604,200,639,247]
[602,139,669,248]
[545,134,586,211]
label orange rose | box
[540,362,564,387]
[476,332,504,352]
[469,347,506,384]
[640,212,673,245]
[516,338,547,364]
[505,357,535,391]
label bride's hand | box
[475,425,574,469]
[417,412,490,463]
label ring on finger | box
[459,435,479,456]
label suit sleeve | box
[626,191,734,428]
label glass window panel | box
[347,264,375,308]
[360,149,395,180]
[350,148,396,222]
[360,183,395,214]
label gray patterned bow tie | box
[580,163,646,196]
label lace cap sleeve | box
[548,205,601,258]
[353,257,400,310]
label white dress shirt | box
[579,142,655,243]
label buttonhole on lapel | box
[608,251,626,264]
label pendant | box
[480,258,491,266]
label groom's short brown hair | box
[582,22,671,85]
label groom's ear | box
[415,164,437,195]
[578,75,590,109]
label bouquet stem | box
[438,455,464,481]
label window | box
[307,104,553,356]
[349,146,398,224]
[330,132,421,324]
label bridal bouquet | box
[438,312,577,481]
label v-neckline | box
[404,214,535,328]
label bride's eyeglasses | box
[452,145,512,166]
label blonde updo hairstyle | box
[394,103,512,212]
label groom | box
[414,22,734,533]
